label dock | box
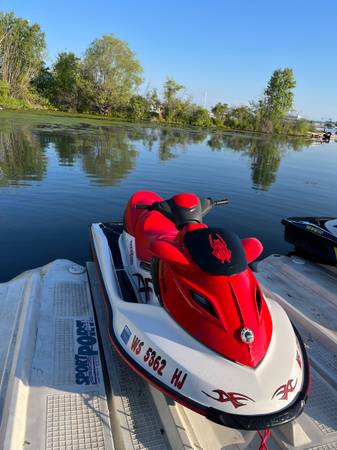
[0,255,336,450]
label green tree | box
[163,77,185,122]
[163,78,184,103]
[211,102,228,126]
[171,99,194,125]
[32,64,54,99]
[284,118,313,135]
[127,95,149,120]
[0,12,45,98]
[225,106,255,130]
[190,106,211,127]
[81,34,143,114]
[258,68,296,132]
[51,52,82,111]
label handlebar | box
[134,197,229,212]
[133,195,229,228]
[212,198,229,206]
[134,204,152,209]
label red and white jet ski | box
[90,192,309,430]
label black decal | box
[144,347,152,362]
[158,359,166,376]
[153,355,161,371]
[171,369,187,390]
[133,273,153,302]
[149,350,156,367]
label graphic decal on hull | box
[208,233,232,264]
[133,273,153,302]
[296,350,302,369]
[272,379,297,400]
[121,325,132,345]
[202,389,255,408]
[74,318,100,385]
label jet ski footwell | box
[0,256,336,449]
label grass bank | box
[0,107,314,139]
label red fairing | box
[172,193,199,208]
[124,191,164,236]
[160,263,272,368]
[150,239,190,266]
[124,191,272,367]
[124,191,177,261]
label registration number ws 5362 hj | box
[123,329,188,390]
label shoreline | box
[0,107,315,140]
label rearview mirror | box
[242,238,263,264]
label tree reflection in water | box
[207,132,309,191]
[37,124,138,186]
[156,127,208,160]
[0,123,47,186]
[0,118,310,190]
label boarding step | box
[256,254,337,450]
[0,260,114,450]
[256,254,337,340]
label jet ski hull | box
[282,217,337,265]
[89,222,309,430]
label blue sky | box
[2,0,337,119]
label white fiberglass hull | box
[90,222,309,429]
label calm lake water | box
[0,111,336,282]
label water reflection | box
[207,133,309,190]
[0,118,310,190]
[0,123,47,186]
[80,129,138,185]
[38,125,138,185]
[157,128,208,160]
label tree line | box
[0,11,313,135]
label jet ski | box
[282,217,337,265]
[90,192,309,431]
